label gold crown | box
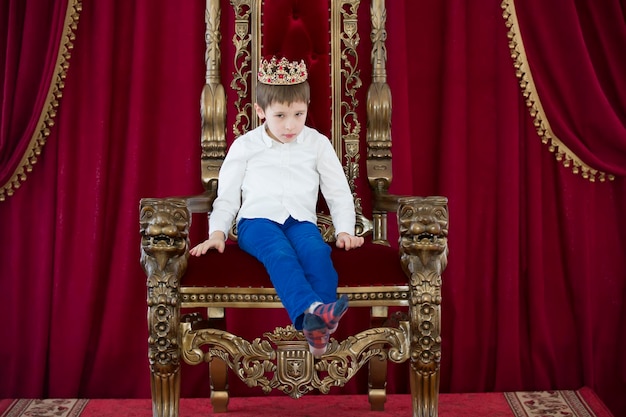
[257,57,308,85]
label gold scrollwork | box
[230,0,259,137]
[180,322,410,399]
[336,1,363,203]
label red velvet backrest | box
[219,0,374,217]
[262,1,331,136]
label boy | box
[190,56,364,357]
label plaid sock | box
[302,313,330,358]
[312,294,349,334]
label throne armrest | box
[183,189,217,213]
[156,188,217,215]
[372,188,407,214]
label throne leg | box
[207,307,229,412]
[410,369,439,417]
[148,295,183,417]
[150,369,181,417]
[209,358,230,412]
[368,306,389,411]
[148,296,183,417]
[140,197,190,417]
[398,196,448,417]
[408,289,441,417]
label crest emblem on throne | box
[276,345,313,389]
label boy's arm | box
[317,139,357,236]
[209,139,247,237]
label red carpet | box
[0,388,614,417]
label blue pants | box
[237,216,338,330]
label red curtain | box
[1,1,625,416]
[0,0,70,199]
[513,0,626,178]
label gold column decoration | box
[229,0,261,137]
[140,198,190,417]
[366,0,393,244]
[398,196,449,417]
[332,0,363,200]
[201,0,228,190]
[0,0,83,202]
[501,0,614,182]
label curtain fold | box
[504,0,626,180]
[1,1,625,416]
[0,0,80,200]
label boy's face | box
[255,101,308,144]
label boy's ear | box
[254,103,265,120]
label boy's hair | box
[256,81,310,110]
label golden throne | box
[139,1,448,416]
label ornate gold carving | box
[398,196,448,417]
[181,322,410,399]
[367,0,393,193]
[500,0,614,182]
[366,0,393,246]
[202,0,227,189]
[140,198,189,417]
[1,0,83,201]
[229,0,261,137]
[333,1,364,215]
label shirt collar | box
[261,123,305,147]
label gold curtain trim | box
[0,0,83,201]
[501,0,614,182]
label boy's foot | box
[312,294,349,334]
[302,313,330,358]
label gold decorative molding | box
[181,322,410,399]
[0,0,83,201]
[180,284,410,309]
[501,0,614,182]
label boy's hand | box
[335,232,364,251]
[189,231,226,256]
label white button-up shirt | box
[209,124,356,237]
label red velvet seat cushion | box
[183,241,406,288]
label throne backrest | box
[200,0,393,244]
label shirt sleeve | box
[316,137,356,236]
[208,139,247,237]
